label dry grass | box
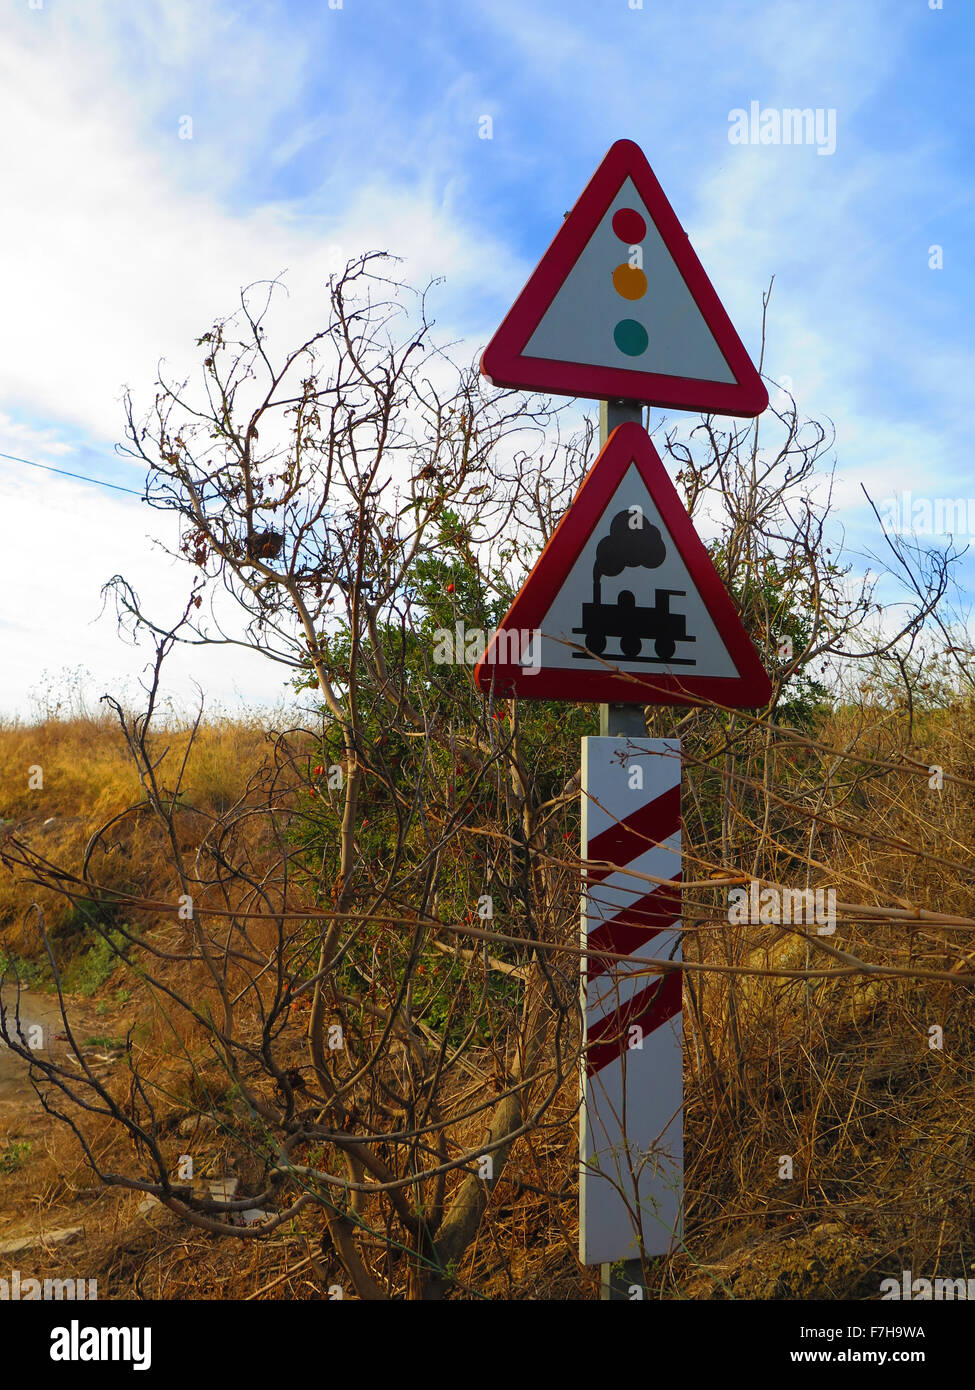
[669,696,975,1299]
[3,704,975,1299]
[0,711,283,948]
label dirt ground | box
[0,983,131,1247]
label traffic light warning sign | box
[481,139,768,417]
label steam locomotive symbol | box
[572,509,697,665]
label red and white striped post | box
[580,733,683,1288]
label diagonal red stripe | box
[586,783,680,882]
[585,874,682,981]
[585,969,683,1078]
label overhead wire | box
[0,448,144,497]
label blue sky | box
[1,0,971,714]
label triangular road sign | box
[475,422,773,707]
[481,140,768,417]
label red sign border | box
[481,139,768,418]
[474,422,774,707]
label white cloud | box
[0,465,292,718]
[0,0,533,715]
[0,1,523,444]
[0,414,75,460]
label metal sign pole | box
[596,399,652,1300]
[597,404,645,739]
